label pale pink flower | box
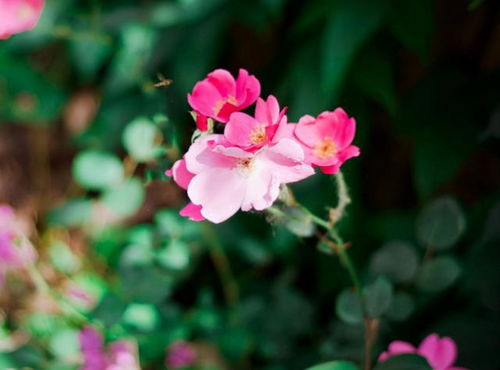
[179,134,314,223]
[79,326,141,370]
[0,0,44,39]
[165,340,196,368]
[187,69,261,124]
[378,333,468,370]
[292,108,360,174]
[224,95,287,150]
[0,205,36,283]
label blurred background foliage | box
[0,0,499,369]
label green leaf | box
[322,0,389,101]
[387,292,415,321]
[122,303,160,331]
[282,206,316,237]
[120,243,154,267]
[374,354,431,370]
[156,240,191,270]
[365,277,393,318]
[352,47,397,114]
[416,197,466,250]
[48,329,80,359]
[69,38,112,80]
[49,241,81,274]
[73,150,124,191]
[101,177,145,218]
[306,360,359,370]
[387,0,434,59]
[122,117,162,162]
[416,256,461,293]
[336,289,364,324]
[106,23,157,94]
[370,241,419,282]
[47,198,92,227]
[0,52,66,123]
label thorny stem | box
[329,172,351,225]
[300,206,362,294]
[201,224,239,307]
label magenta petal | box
[169,159,195,190]
[225,112,260,147]
[418,334,458,369]
[295,114,322,148]
[236,69,261,108]
[187,81,222,118]
[179,203,205,221]
[388,340,417,355]
[206,69,236,97]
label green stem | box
[301,206,362,293]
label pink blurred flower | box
[0,205,36,282]
[188,69,261,124]
[66,283,97,310]
[79,326,140,370]
[224,95,287,150]
[292,108,360,174]
[173,134,314,223]
[379,333,468,370]
[0,0,44,39]
[166,341,196,369]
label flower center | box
[213,95,238,116]
[237,158,254,176]
[249,125,267,145]
[313,137,337,159]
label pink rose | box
[292,108,360,174]
[0,0,44,39]
[188,69,260,124]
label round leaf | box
[101,178,145,218]
[374,354,431,370]
[387,292,415,321]
[365,277,393,318]
[122,303,160,331]
[416,197,466,250]
[122,117,162,162]
[306,360,359,370]
[370,241,419,282]
[73,150,124,190]
[48,329,80,359]
[416,256,461,293]
[336,289,364,324]
[156,240,190,270]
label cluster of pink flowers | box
[0,0,44,39]
[379,333,468,370]
[79,326,141,370]
[168,69,359,223]
[0,205,36,283]
[165,340,196,368]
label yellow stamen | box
[249,125,267,145]
[313,137,337,159]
